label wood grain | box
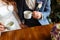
[0,24,54,40]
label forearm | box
[38,0,51,25]
[40,0,51,19]
[41,10,50,19]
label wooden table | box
[0,24,54,40]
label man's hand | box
[0,23,5,31]
[32,11,42,19]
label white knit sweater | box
[0,4,21,31]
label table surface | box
[0,24,54,40]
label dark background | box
[47,0,60,24]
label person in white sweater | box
[0,0,21,32]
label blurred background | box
[47,0,60,24]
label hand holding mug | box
[32,11,42,19]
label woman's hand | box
[0,23,5,31]
[20,21,28,29]
[32,11,42,19]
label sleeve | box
[8,5,21,24]
[38,0,51,25]
[41,0,51,19]
[8,5,14,12]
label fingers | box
[0,23,4,26]
[32,11,37,16]
[33,14,39,19]
[0,25,5,31]
[32,11,42,19]
[32,11,37,19]
[0,23,5,31]
[0,22,3,24]
[32,11,38,18]
[20,23,28,29]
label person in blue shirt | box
[15,0,51,27]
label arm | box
[38,0,51,25]
[8,3,21,25]
[32,0,51,19]
[41,0,51,19]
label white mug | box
[24,11,32,19]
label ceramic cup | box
[24,11,32,19]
